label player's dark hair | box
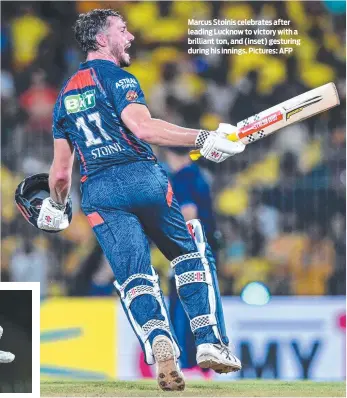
[73,9,123,54]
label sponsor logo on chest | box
[64,90,96,114]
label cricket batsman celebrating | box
[31,9,244,390]
[0,326,15,363]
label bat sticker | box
[285,95,323,120]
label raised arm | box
[121,103,245,163]
[121,103,200,147]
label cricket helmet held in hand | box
[14,173,73,233]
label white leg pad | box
[114,266,180,365]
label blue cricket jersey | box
[52,59,156,177]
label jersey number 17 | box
[76,112,112,147]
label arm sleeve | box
[52,119,66,140]
[52,95,67,140]
[107,74,147,118]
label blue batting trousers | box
[80,161,221,358]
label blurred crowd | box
[1,1,345,297]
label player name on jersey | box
[91,143,124,159]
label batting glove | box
[37,197,69,231]
[194,124,245,163]
[0,326,15,363]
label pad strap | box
[124,285,158,308]
[175,270,212,288]
[190,314,217,332]
[142,319,171,339]
[170,252,201,269]
[115,273,158,299]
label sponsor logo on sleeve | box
[126,90,138,101]
[64,90,96,114]
[115,78,138,90]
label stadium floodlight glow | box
[240,282,271,306]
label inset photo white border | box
[0,282,40,397]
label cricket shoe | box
[0,351,15,363]
[152,335,185,391]
[196,343,241,374]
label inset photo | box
[0,283,40,396]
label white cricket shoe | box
[197,343,242,374]
[152,335,185,391]
[0,351,15,363]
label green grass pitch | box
[41,380,346,397]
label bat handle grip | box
[189,149,202,161]
[227,132,239,142]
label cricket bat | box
[190,82,340,161]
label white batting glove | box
[215,123,238,137]
[195,124,245,163]
[0,326,15,363]
[37,197,69,231]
